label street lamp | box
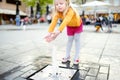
[16,0,19,16]
[15,0,20,26]
[30,6,34,18]
[46,5,49,15]
[36,2,40,19]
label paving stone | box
[79,66,89,71]
[0,44,14,50]
[18,61,33,67]
[20,65,35,72]
[82,64,90,68]
[85,76,96,80]
[0,61,19,75]
[96,73,108,80]
[99,66,109,74]
[0,48,20,59]
[79,70,88,80]
[4,71,23,80]
[87,68,98,77]
[0,50,4,54]
[20,69,37,78]
[16,44,35,52]
[5,50,40,64]
[13,77,26,80]
[88,63,100,69]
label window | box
[6,0,21,5]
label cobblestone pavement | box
[0,23,120,80]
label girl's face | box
[54,0,67,12]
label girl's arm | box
[48,14,59,32]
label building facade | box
[0,0,27,25]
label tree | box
[75,0,86,4]
[22,0,36,17]
[22,0,53,17]
[37,0,53,15]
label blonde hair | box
[52,0,79,17]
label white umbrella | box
[81,1,111,7]
[81,1,111,17]
[70,3,79,8]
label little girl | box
[45,0,83,64]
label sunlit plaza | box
[0,0,120,80]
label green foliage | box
[22,0,53,15]
[39,0,53,14]
[75,0,86,4]
[22,0,36,7]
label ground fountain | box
[27,44,78,80]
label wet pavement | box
[0,23,120,80]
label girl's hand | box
[44,33,52,39]
[44,33,53,42]
[44,31,61,42]
[50,30,60,41]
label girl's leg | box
[74,33,81,62]
[65,36,74,58]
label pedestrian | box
[15,15,20,26]
[44,0,83,65]
[10,18,14,24]
[103,16,109,26]
[107,13,114,32]
[46,13,52,24]
[95,17,103,32]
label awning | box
[0,8,27,16]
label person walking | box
[15,15,20,26]
[107,13,114,32]
[95,17,103,32]
[44,0,83,65]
